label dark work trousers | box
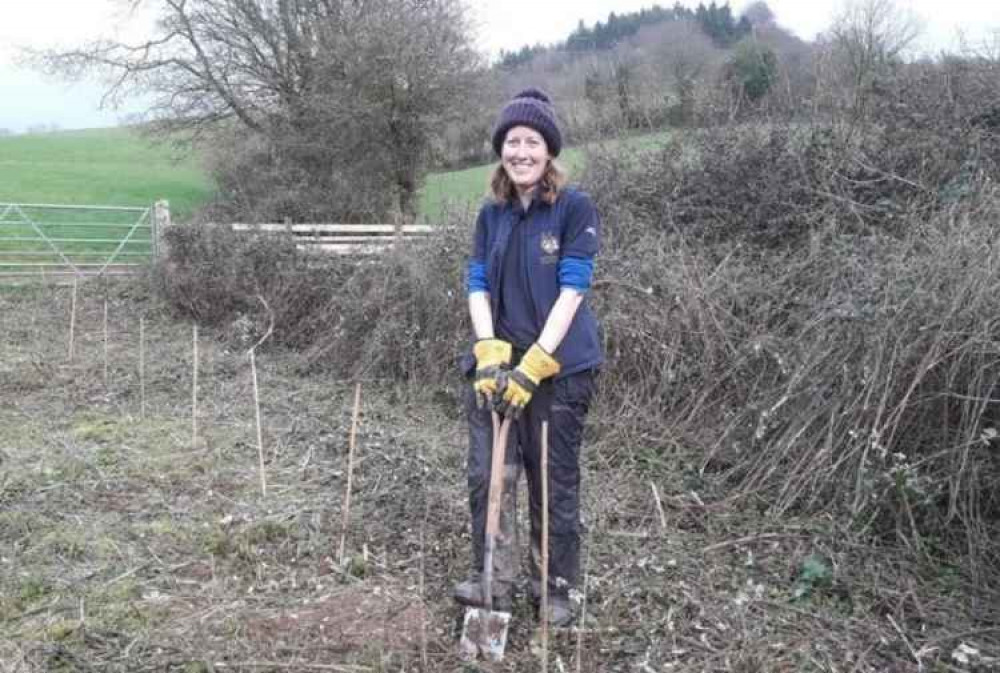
[466,369,596,601]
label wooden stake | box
[139,317,146,419]
[103,297,109,387]
[68,277,78,361]
[338,382,362,567]
[419,451,430,670]
[576,540,591,673]
[651,482,667,531]
[246,294,275,498]
[192,323,199,446]
[250,349,267,497]
[541,419,550,673]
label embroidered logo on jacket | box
[541,233,560,255]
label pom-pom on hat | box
[492,87,562,158]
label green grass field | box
[0,127,213,221]
[0,128,211,273]
[2,126,670,222]
[0,127,670,272]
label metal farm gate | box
[0,203,156,279]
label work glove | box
[473,338,513,409]
[495,343,561,419]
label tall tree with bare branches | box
[827,0,921,120]
[34,0,480,221]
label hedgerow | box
[155,61,1000,574]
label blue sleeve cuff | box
[467,260,489,294]
[559,256,594,291]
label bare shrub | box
[294,216,470,379]
[825,0,922,121]
[578,94,1000,569]
[153,212,470,379]
[723,202,1000,557]
[588,108,999,249]
[152,224,333,336]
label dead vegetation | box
[1,257,998,671]
[4,52,1000,673]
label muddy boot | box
[537,595,574,627]
[529,577,576,627]
[529,543,576,627]
[452,573,513,611]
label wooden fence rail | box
[230,223,434,255]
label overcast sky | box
[1,0,998,133]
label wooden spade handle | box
[481,412,512,611]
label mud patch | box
[246,584,427,652]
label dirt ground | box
[1,279,997,672]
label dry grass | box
[1,280,997,672]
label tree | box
[725,40,778,105]
[499,44,547,69]
[741,1,775,27]
[614,57,637,127]
[563,4,690,55]
[638,19,722,125]
[584,69,607,108]
[695,1,749,47]
[33,0,479,221]
[826,0,921,120]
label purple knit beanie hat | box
[492,87,562,158]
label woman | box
[454,88,603,626]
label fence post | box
[153,199,171,260]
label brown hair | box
[489,160,568,205]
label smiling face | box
[501,125,550,194]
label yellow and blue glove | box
[495,343,561,419]
[473,338,512,409]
